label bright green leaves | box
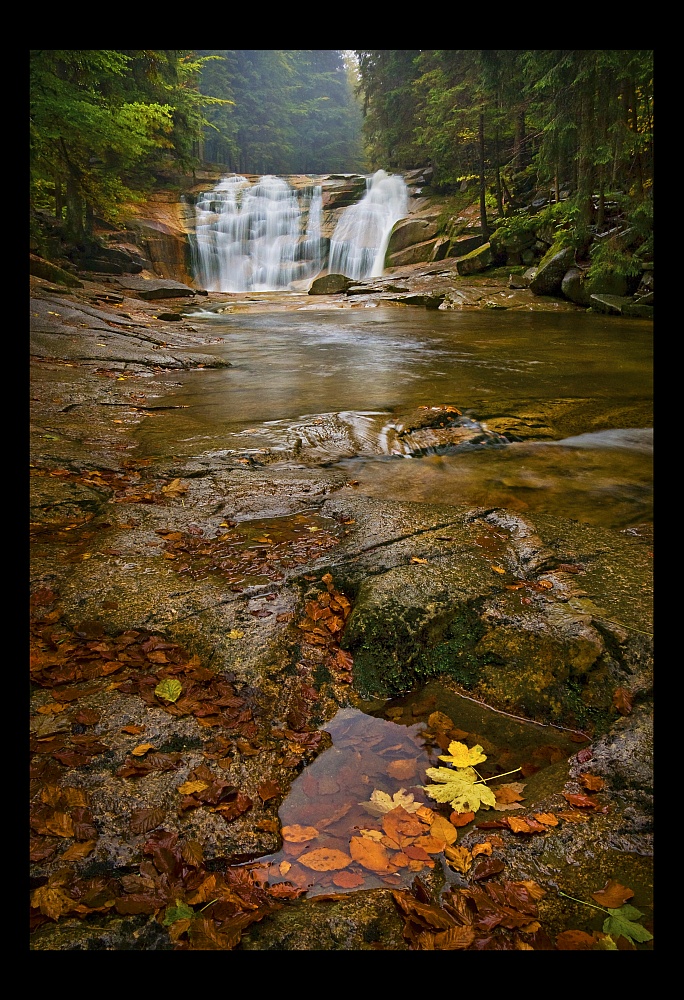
[155,678,183,703]
[422,765,497,814]
[602,904,654,944]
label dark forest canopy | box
[354,50,653,221]
[195,50,365,174]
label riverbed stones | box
[114,276,197,299]
[530,247,576,295]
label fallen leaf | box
[579,772,605,792]
[298,848,352,872]
[591,879,635,909]
[450,811,476,827]
[279,861,292,876]
[60,840,97,861]
[556,929,596,950]
[562,791,600,809]
[433,926,476,950]
[281,824,319,843]
[129,807,165,835]
[332,870,364,889]
[361,788,421,816]
[349,836,394,873]
[533,813,559,827]
[410,557,428,564]
[155,678,182,703]
[471,858,505,881]
[490,564,506,574]
[177,780,209,796]
[438,741,487,768]
[602,904,653,944]
[131,743,156,757]
[387,759,418,780]
[471,842,493,857]
[612,687,633,715]
[444,845,473,874]
[257,780,281,802]
[430,814,458,846]
[227,629,244,639]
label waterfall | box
[191,175,324,292]
[190,169,408,291]
[329,170,409,280]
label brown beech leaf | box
[349,836,394,872]
[60,839,97,861]
[297,848,352,872]
[562,791,600,809]
[556,810,591,823]
[131,743,156,757]
[612,687,633,715]
[31,884,79,921]
[590,879,635,908]
[129,807,165,835]
[433,925,477,950]
[471,858,505,881]
[281,824,319,843]
[332,870,365,889]
[507,816,546,834]
[121,724,145,735]
[533,813,559,827]
[177,780,209,796]
[556,929,596,950]
[579,772,605,792]
[257,780,281,802]
[430,815,458,846]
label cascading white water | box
[328,169,409,280]
[191,175,324,292]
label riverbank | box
[30,271,653,951]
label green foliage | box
[30,49,217,232]
[602,904,653,944]
[587,238,642,284]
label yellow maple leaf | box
[438,741,487,768]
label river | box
[133,301,653,532]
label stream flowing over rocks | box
[29,179,653,950]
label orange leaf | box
[332,870,364,889]
[556,929,596,950]
[297,848,351,872]
[433,925,476,950]
[430,814,458,846]
[444,845,473,874]
[413,835,447,854]
[450,810,475,827]
[562,791,600,809]
[533,812,559,827]
[349,836,394,872]
[131,743,155,757]
[281,824,319,843]
[590,879,634,908]
[471,842,493,857]
[410,557,428,564]
[579,772,605,792]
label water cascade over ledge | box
[329,169,409,280]
[191,175,324,292]
[189,171,409,292]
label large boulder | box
[455,242,495,276]
[385,217,440,256]
[321,175,367,210]
[308,273,354,295]
[385,239,441,268]
[529,246,575,295]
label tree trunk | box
[478,113,489,241]
[55,175,63,221]
[494,129,503,217]
[65,174,85,244]
[513,108,527,171]
[85,201,94,239]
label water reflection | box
[244,691,579,898]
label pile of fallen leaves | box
[31,827,296,948]
[157,516,344,589]
[294,572,355,684]
[392,875,550,950]
[30,464,189,507]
